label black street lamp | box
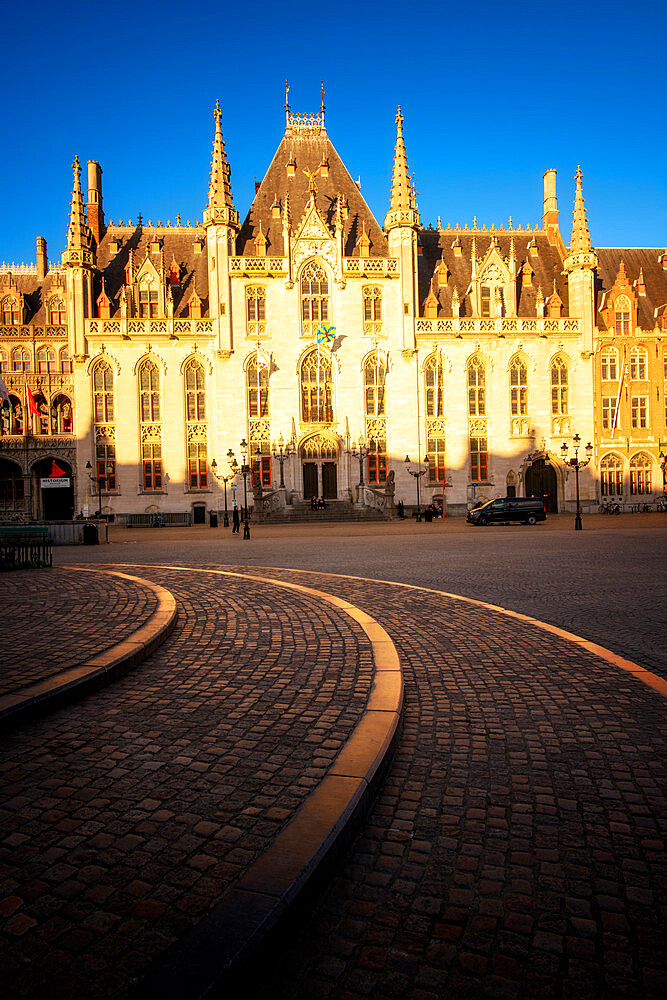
[272,433,295,489]
[227,439,253,540]
[404,454,429,522]
[352,435,369,487]
[561,434,593,531]
[85,460,102,517]
[210,452,236,527]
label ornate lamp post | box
[272,433,295,489]
[85,460,102,517]
[227,439,253,539]
[210,450,236,527]
[404,454,429,522]
[561,434,593,531]
[352,435,369,487]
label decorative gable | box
[291,201,337,270]
[601,260,638,333]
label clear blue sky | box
[1,0,665,266]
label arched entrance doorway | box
[301,434,339,500]
[0,458,25,514]
[32,457,74,520]
[525,458,558,513]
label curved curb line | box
[128,566,404,1000]
[0,569,178,732]
[249,566,667,700]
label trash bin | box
[209,511,218,528]
[83,521,99,545]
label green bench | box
[0,525,52,571]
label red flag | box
[51,461,66,478]
[26,382,40,417]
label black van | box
[467,496,547,526]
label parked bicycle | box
[599,501,621,515]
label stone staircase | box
[260,499,390,524]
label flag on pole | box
[256,345,270,372]
[317,325,336,348]
[26,381,40,417]
[0,375,9,405]
[610,364,624,439]
[51,461,67,478]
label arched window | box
[0,349,8,373]
[245,286,267,337]
[93,361,114,423]
[467,357,486,416]
[139,280,158,318]
[614,295,631,335]
[49,299,67,326]
[509,357,528,416]
[301,348,333,423]
[364,352,386,417]
[424,353,444,417]
[0,459,24,506]
[50,394,72,435]
[5,395,23,435]
[300,261,330,336]
[60,347,72,373]
[246,356,269,418]
[427,429,446,484]
[601,348,618,381]
[1,297,20,325]
[600,454,623,497]
[185,359,206,421]
[11,347,31,373]
[139,359,160,422]
[629,347,647,380]
[37,347,57,374]
[363,286,382,335]
[32,393,48,435]
[550,357,568,415]
[630,453,652,495]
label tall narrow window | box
[550,358,568,415]
[427,431,446,484]
[600,454,623,496]
[50,395,72,435]
[630,453,651,495]
[425,354,444,417]
[185,359,208,490]
[601,397,618,431]
[601,348,618,381]
[185,359,206,421]
[60,348,72,373]
[0,349,8,372]
[142,442,162,490]
[96,442,116,492]
[509,358,528,416]
[93,361,114,423]
[301,348,333,423]
[300,262,330,336]
[629,347,647,380]
[139,360,160,422]
[49,299,67,325]
[363,286,382,335]
[367,435,387,486]
[470,435,488,481]
[480,286,491,317]
[247,357,269,419]
[364,352,386,417]
[11,348,31,372]
[246,286,267,337]
[631,396,647,428]
[37,348,57,373]
[188,441,208,489]
[139,283,158,318]
[467,358,486,416]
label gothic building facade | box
[1,98,666,522]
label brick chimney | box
[87,160,105,245]
[36,237,48,280]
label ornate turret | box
[384,107,420,231]
[203,100,239,230]
[564,166,597,350]
[62,157,94,268]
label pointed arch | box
[362,349,386,417]
[423,351,445,418]
[466,353,487,417]
[600,452,623,497]
[300,346,333,423]
[299,259,331,337]
[629,452,652,495]
[549,353,569,416]
[508,352,529,427]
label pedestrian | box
[232,505,240,533]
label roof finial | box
[320,79,326,122]
[569,165,591,254]
[285,80,290,125]
[66,155,91,251]
[206,100,236,215]
[389,106,412,211]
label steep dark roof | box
[95,227,210,318]
[0,270,69,326]
[417,227,568,317]
[595,247,667,331]
[238,132,388,258]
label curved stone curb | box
[264,566,667,699]
[0,568,178,732]
[126,566,403,1000]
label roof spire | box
[207,100,235,212]
[385,107,420,231]
[66,156,91,251]
[569,165,591,254]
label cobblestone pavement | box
[0,569,158,697]
[0,567,374,1000]
[246,568,666,1000]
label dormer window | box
[481,286,491,317]
[614,295,631,335]
[169,260,180,285]
[1,296,20,325]
[49,298,67,325]
[139,282,158,318]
